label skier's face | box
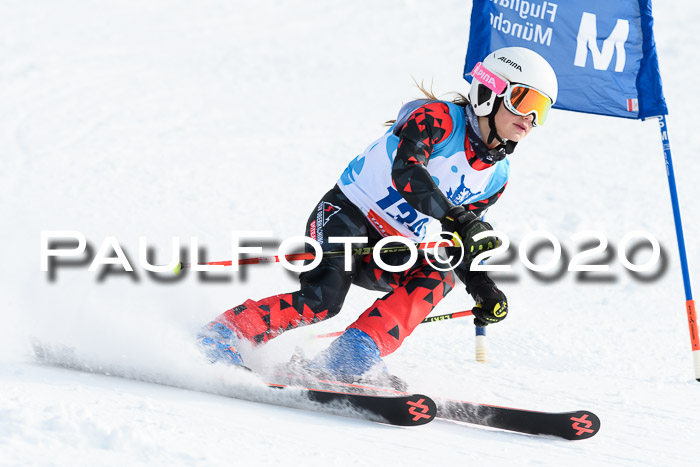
[493,104,534,143]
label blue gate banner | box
[465,0,667,119]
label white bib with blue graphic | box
[337,101,509,242]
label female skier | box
[198,47,558,385]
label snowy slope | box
[1,0,699,465]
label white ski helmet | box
[468,47,558,123]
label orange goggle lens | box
[504,84,552,126]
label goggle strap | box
[470,62,507,95]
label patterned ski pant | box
[213,185,455,356]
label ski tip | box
[173,262,183,275]
[402,394,437,426]
[565,411,601,440]
[302,389,437,427]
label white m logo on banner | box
[574,12,629,72]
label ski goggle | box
[471,61,553,126]
[503,84,552,126]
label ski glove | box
[440,206,500,262]
[465,272,508,327]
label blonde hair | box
[384,78,469,126]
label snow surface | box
[2,0,699,465]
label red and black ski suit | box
[213,101,507,357]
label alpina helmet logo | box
[497,56,523,71]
